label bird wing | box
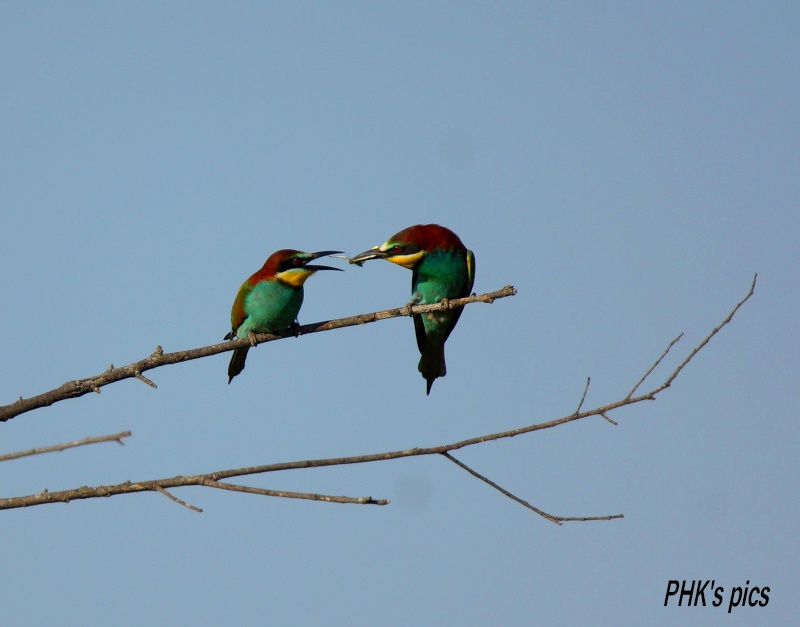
[412,268,427,354]
[228,280,253,337]
[466,249,476,294]
[439,249,475,344]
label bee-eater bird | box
[225,249,342,383]
[349,224,475,395]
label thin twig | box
[442,453,622,523]
[626,333,683,399]
[574,377,591,415]
[442,452,563,524]
[552,513,626,522]
[135,372,157,389]
[657,273,756,391]
[599,412,618,426]
[203,479,388,505]
[0,286,517,423]
[0,431,132,462]
[152,484,202,512]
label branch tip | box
[0,430,133,462]
[658,274,757,391]
[626,332,684,399]
[203,479,386,505]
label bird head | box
[348,224,466,269]
[262,249,344,286]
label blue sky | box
[1,3,797,625]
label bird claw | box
[247,330,258,347]
[439,297,450,309]
[403,302,414,316]
[289,320,302,337]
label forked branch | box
[0,276,756,522]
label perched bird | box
[225,249,342,383]
[349,224,475,394]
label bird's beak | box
[303,250,345,272]
[348,246,387,266]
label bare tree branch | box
[0,286,517,423]
[0,275,756,521]
[0,431,132,462]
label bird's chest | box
[412,264,467,305]
[243,283,304,333]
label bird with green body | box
[349,224,475,395]
[225,249,342,383]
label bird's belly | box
[414,274,467,337]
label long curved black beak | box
[348,247,387,266]
[303,250,345,272]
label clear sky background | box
[1,3,797,625]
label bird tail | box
[418,340,446,395]
[228,346,250,384]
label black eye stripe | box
[279,257,306,271]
